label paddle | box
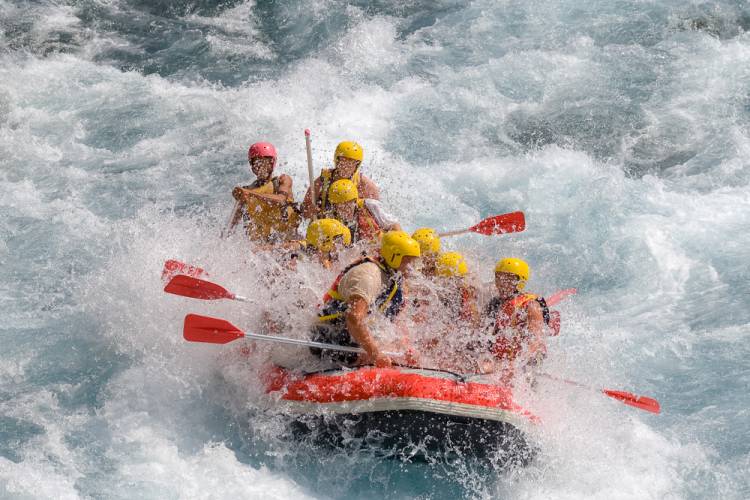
[538,373,661,414]
[183,316,659,414]
[438,211,525,237]
[161,259,207,281]
[546,288,577,307]
[183,313,401,356]
[164,275,250,302]
[305,129,317,221]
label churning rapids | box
[1,1,749,498]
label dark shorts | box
[309,322,360,365]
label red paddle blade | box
[469,211,525,235]
[164,275,236,301]
[162,259,206,281]
[183,314,245,344]
[546,288,578,307]
[603,390,661,414]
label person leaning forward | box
[301,141,380,220]
[310,231,421,367]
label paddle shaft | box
[241,330,400,356]
[539,373,590,390]
[305,129,316,221]
[538,373,660,414]
[437,228,469,237]
[223,199,242,237]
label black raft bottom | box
[288,410,536,466]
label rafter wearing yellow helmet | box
[311,230,421,368]
[408,248,480,340]
[411,228,441,277]
[301,140,381,220]
[296,218,352,269]
[412,228,441,255]
[484,257,547,376]
[306,218,352,252]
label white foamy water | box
[1,0,749,498]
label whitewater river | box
[1,1,749,498]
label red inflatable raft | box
[264,365,539,463]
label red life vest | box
[488,293,540,362]
[349,205,381,243]
[458,285,478,323]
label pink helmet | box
[248,142,277,168]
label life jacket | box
[234,177,300,243]
[319,168,362,217]
[347,203,382,243]
[458,285,479,323]
[486,293,559,361]
[318,256,404,323]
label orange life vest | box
[487,293,539,361]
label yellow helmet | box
[328,179,359,204]
[436,252,468,277]
[411,228,441,255]
[334,141,363,162]
[380,231,421,269]
[494,257,530,290]
[306,218,352,252]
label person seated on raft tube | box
[326,179,401,245]
[407,228,442,322]
[482,258,546,378]
[225,142,301,243]
[434,252,480,328]
[278,218,353,270]
[301,141,380,220]
[414,251,482,372]
[310,231,421,367]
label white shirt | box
[363,199,399,229]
